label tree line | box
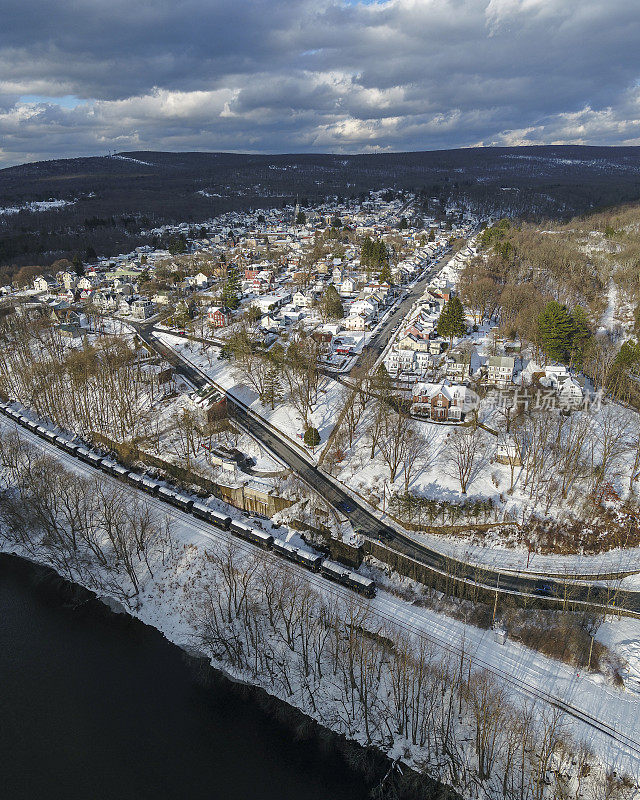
[0,429,171,603]
[185,540,635,800]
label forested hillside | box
[3,145,640,275]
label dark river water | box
[0,555,371,800]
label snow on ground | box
[112,155,153,166]
[156,331,344,462]
[599,280,619,334]
[0,199,76,215]
[2,416,640,779]
[156,332,640,578]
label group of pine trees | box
[360,237,389,270]
[537,301,591,365]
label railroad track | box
[3,415,639,762]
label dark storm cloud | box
[1,0,640,166]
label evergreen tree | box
[222,266,242,311]
[398,217,408,230]
[379,262,393,284]
[261,364,283,410]
[72,253,84,275]
[570,305,592,367]
[538,301,576,363]
[168,233,188,255]
[303,427,321,447]
[428,229,435,242]
[370,363,392,396]
[295,211,307,225]
[437,296,467,344]
[320,285,344,320]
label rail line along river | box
[0,553,372,800]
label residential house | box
[350,298,378,319]
[194,272,211,288]
[130,298,155,320]
[446,351,472,383]
[343,313,370,331]
[486,355,515,388]
[208,306,231,327]
[495,435,523,466]
[33,275,56,293]
[397,333,431,352]
[557,376,585,409]
[292,290,313,308]
[339,277,357,296]
[411,381,474,421]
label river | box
[0,554,373,800]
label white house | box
[34,275,56,293]
[343,313,370,331]
[558,377,585,408]
[486,356,515,388]
[339,277,357,296]
[350,298,378,318]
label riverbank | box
[0,551,456,800]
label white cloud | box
[0,0,639,164]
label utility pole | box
[492,573,500,625]
[587,634,594,672]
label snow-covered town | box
[2,188,640,800]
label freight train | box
[0,402,375,598]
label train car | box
[157,485,178,505]
[35,425,48,438]
[99,458,119,476]
[127,472,144,489]
[75,446,93,464]
[42,429,57,442]
[192,501,213,522]
[171,492,194,512]
[111,463,130,480]
[85,451,103,468]
[320,560,350,585]
[141,476,160,495]
[295,547,323,572]
[272,539,299,562]
[62,440,79,455]
[345,572,376,598]
[229,520,273,549]
[209,510,231,530]
[25,420,38,432]
[229,519,252,537]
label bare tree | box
[445,427,487,494]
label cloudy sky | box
[1,0,639,167]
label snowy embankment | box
[157,332,640,579]
[156,331,343,464]
[1,416,640,790]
